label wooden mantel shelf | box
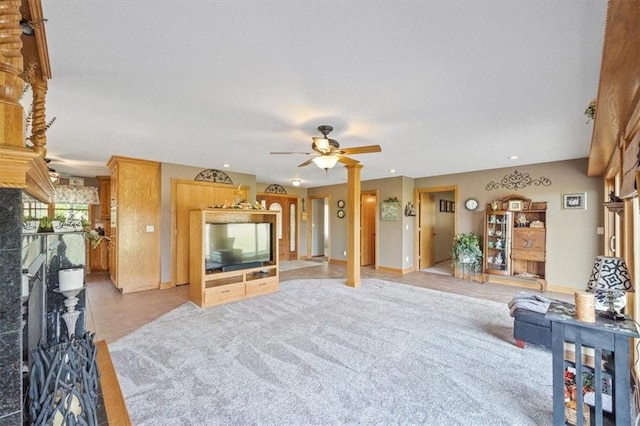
[0,147,54,203]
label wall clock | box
[465,198,479,211]
[337,210,345,218]
[337,200,345,208]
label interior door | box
[419,192,436,269]
[256,194,298,261]
[361,193,376,266]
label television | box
[204,222,273,273]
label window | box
[22,200,48,219]
[54,203,90,222]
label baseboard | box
[159,281,173,289]
[329,259,347,265]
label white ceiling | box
[39,1,606,188]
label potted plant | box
[22,215,40,234]
[85,229,111,249]
[38,216,53,233]
[451,233,483,267]
[52,214,67,233]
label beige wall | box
[154,158,600,290]
[415,158,603,290]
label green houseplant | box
[38,216,53,233]
[451,233,483,268]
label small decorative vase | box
[491,201,499,211]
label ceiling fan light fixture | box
[312,137,330,152]
[312,155,339,170]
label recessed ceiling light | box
[508,155,519,160]
[291,179,301,186]
[389,169,396,173]
[222,164,230,168]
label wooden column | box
[0,0,25,149]
[29,78,48,157]
[345,163,363,288]
[0,0,53,203]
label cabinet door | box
[484,211,511,275]
[512,228,545,251]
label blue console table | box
[546,302,639,425]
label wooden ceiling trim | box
[20,0,50,80]
[587,0,640,177]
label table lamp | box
[586,256,633,321]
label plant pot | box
[22,220,40,234]
[53,220,83,233]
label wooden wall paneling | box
[588,1,640,176]
[171,179,248,286]
[108,156,160,292]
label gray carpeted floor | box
[110,279,553,425]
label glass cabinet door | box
[484,211,511,275]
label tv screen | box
[204,222,272,272]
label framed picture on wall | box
[381,202,400,221]
[439,200,446,212]
[562,192,587,210]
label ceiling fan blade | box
[337,155,360,166]
[340,145,382,155]
[298,158,315,167]
[270,151,314,155]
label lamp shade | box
[312,137,330,152]
[587,256,633,292]
[312,155,339,170]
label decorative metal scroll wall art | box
[264,184,288,194]
[194,169,233,184]
[486,170,551,191]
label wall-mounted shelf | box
[602,201,624,215]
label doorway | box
[256,194,298,261]
[415,186,457,273]
[361,191,378,267]
[308,195,329,261]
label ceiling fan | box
[271,125,382,170]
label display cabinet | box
[484,211,512,275]
[483,195,547,291]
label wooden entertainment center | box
[189,209,280,308]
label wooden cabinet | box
[96,176,111,220]
[483,196,547,291]
[189,209,279,308]
[89,239,109,271]
[107,156,161,293]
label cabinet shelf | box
[483,199,547,291]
